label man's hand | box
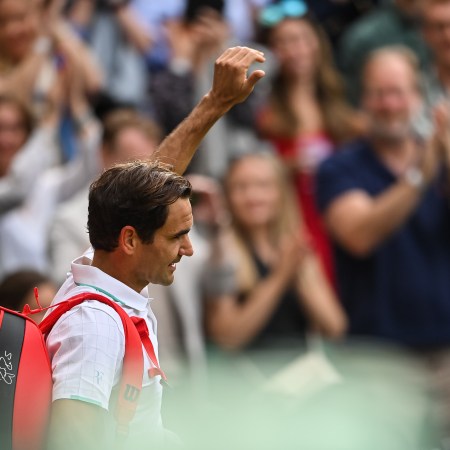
[208,46,266,112]
[415,102,450,186]
[276,232,310,282]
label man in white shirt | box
[45,46,266,450]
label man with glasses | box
[317,46,450,444]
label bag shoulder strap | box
[131,317,167,382]
[39,293,144,436]
[71,283,166,381]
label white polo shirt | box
[46,251,164,446]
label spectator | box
[0,60,101,281]
[317,47,450,355]
[0,93,60,214]
[0,95,33,179]
[420,0,450,109]
[130,0,271,71]
[0,269,57,323]
[0,0,103,117]
[317,45,450,441]
[64,0,152,111]
[338,0,430,104]
[305,0,379,53]
[257,1,365,283]
[205,153,347,359]
[152,4,229,136]
[128,0,185,71]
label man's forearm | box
[152,92,229,174]
[115,6,152,54]
[328,179,424,257]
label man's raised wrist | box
[203,91,233,117]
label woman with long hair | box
[205,153,347,355]
[257,1,366,284]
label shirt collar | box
[71,252,150,313]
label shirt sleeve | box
[46,303,125,410]
[316,152,362,214]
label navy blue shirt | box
[317,139,450,347]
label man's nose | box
[179,236,194,257]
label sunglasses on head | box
[259,0,308,28]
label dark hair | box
[184,0,224,22]
[88,161,192,251]
[101,109,162,152]
[0,270,51,311]
[0,94,35,138]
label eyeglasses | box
[259,0,308,28]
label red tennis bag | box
[0,291,164,450]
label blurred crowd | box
[2,0,450,447]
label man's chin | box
[369,123,411,143]
[160,275,175,286]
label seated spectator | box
[338,0,430,104]
[0,269,57,323]
[316,45,450,440]
[257,1,365,283]
[205,153,347,359]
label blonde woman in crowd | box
[205,152,347,358]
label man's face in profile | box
[132,197,194,287]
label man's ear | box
[118,226,140,255]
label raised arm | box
[114,4,153,54]
[152,46,265,175]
